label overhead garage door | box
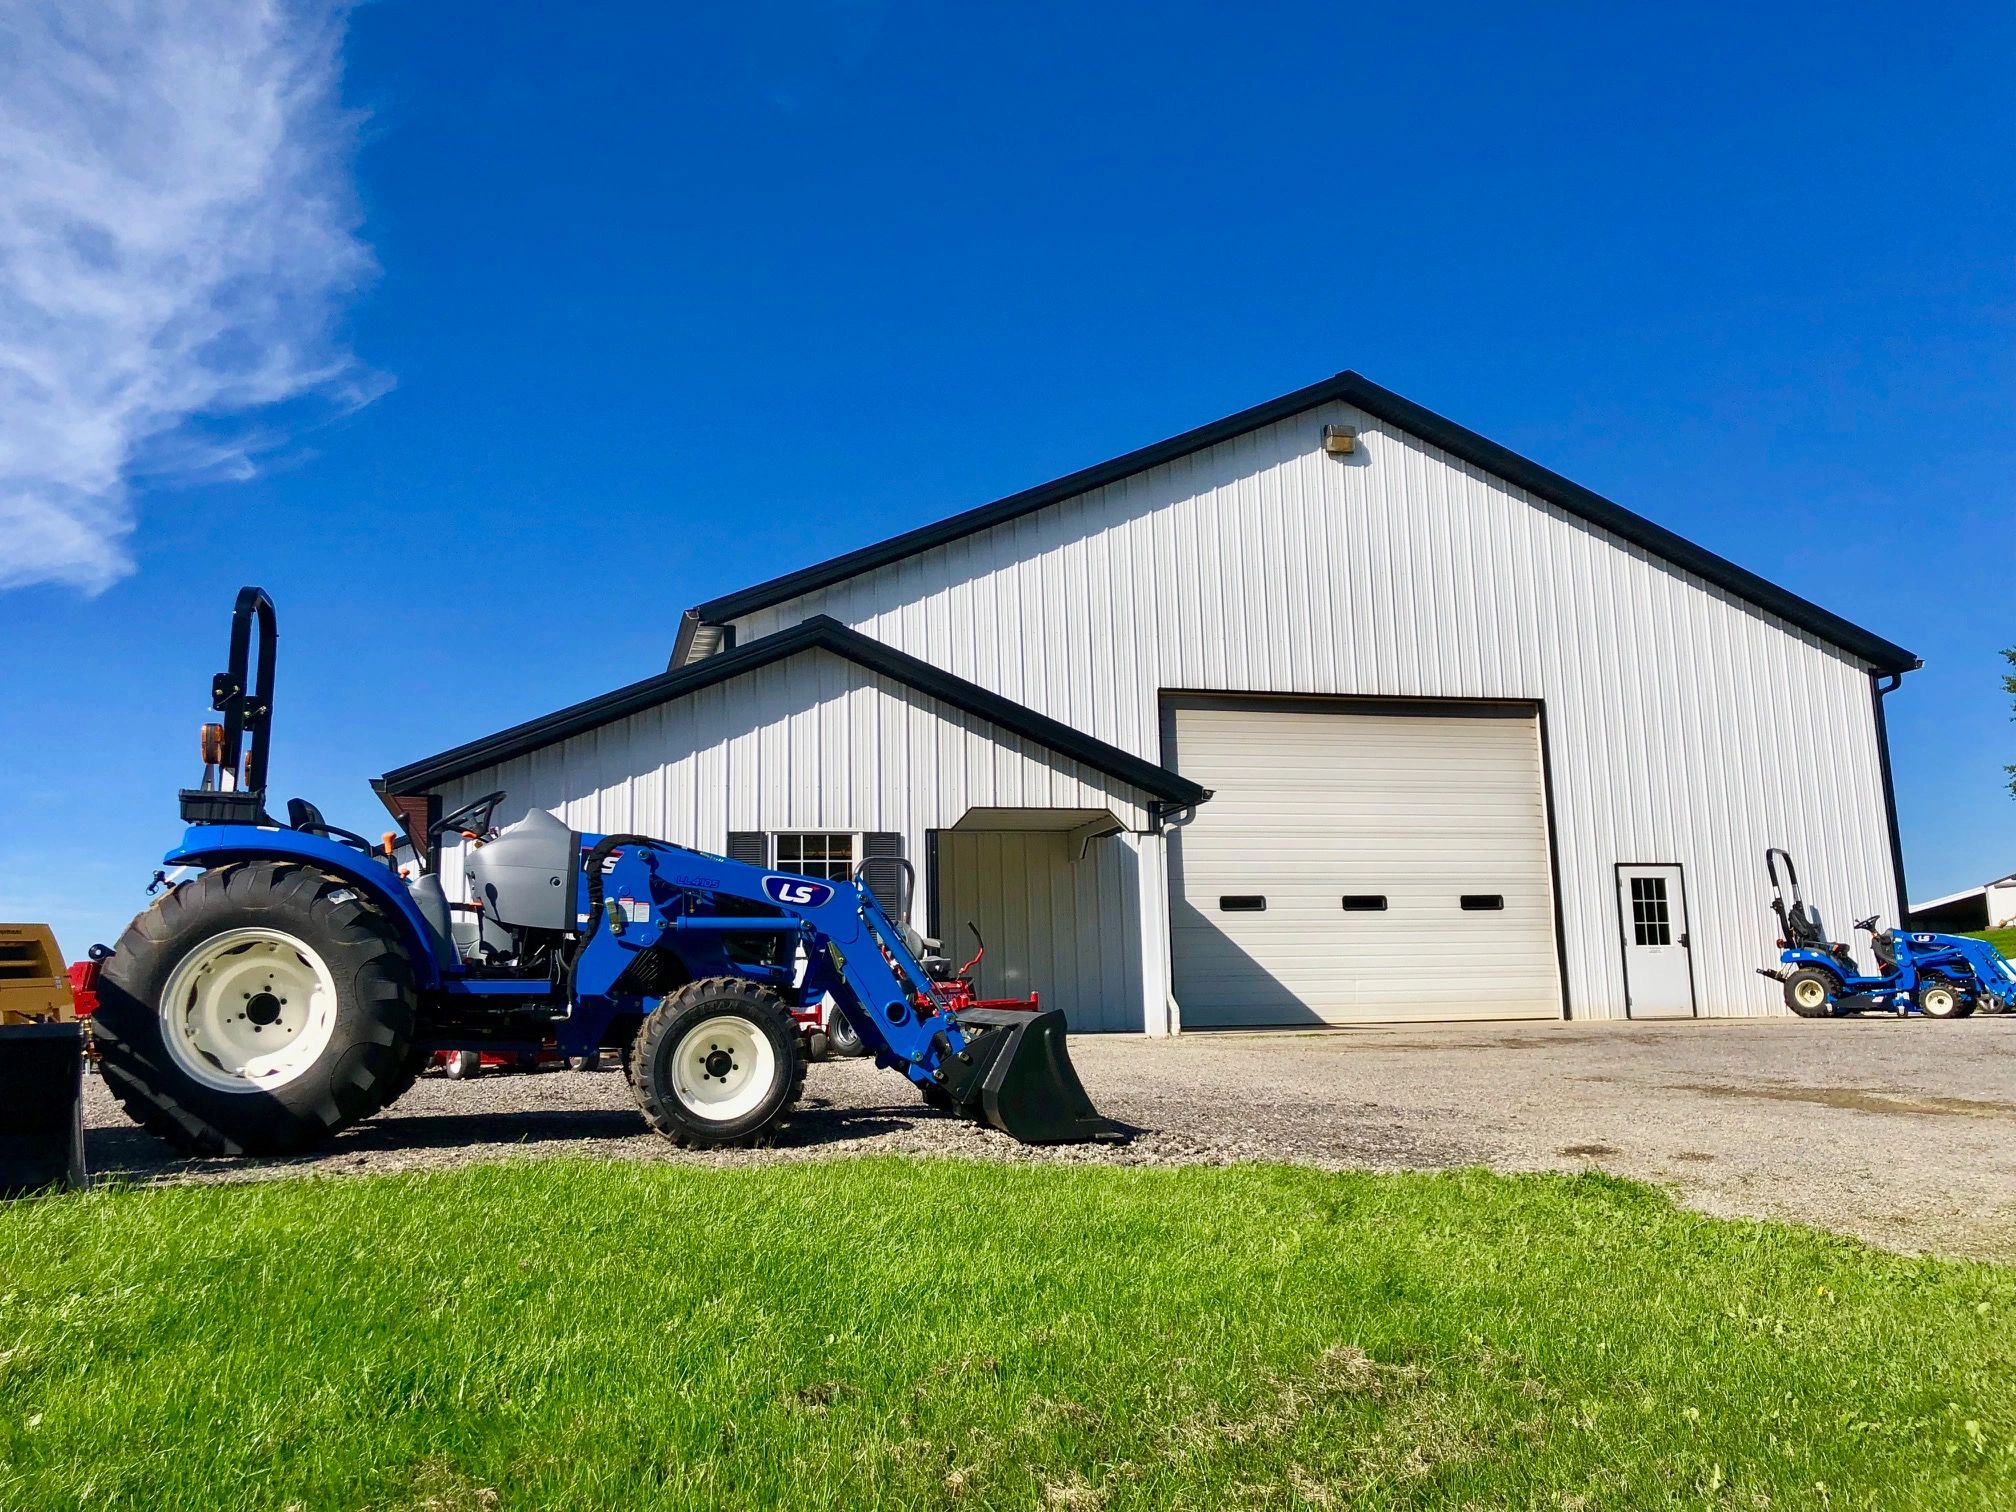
[1164,698,1562,1026]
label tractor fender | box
[162,824,451,987]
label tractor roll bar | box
[854,854,915,923]
[215,587,278,800]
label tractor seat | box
[287,797,329,832]
[1783,903,1829,950]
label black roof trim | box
[691,371,1917,674]
[666,608,703,673]
[383,615,1208,805]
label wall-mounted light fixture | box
[1322,423,1357,456]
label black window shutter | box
[725,831,769,868]
[859,831,906,917]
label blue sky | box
[3,0,2013,956]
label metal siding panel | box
[730,400,1893,1024]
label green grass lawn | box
[0,1161,2010,1510]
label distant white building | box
[1909,873,2016,934]
[383,372,1920,1029]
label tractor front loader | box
[91,588,1120,1158]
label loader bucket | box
[944,1008,1124,1144]
[0,1023,86,1196]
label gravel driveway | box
[83,1016,2016,1260]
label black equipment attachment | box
[0,1023,86,1196]
[942,1007,1126,1145]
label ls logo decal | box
[762,875,835,908]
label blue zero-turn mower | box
[91,589,1120,1157]
[1757,848,2015,1020]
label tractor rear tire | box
[630,978,805,1148]
[382,1036,434,1102]
[94,862,419,1156]
[1782,966,1841,1018]
[1918,980,1972,1020]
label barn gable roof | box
[381,615,1209,805]
[676,371,1918,676]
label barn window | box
[774,832,857,882]
[1459,894,1505,912]
[1341,895,1388,912]
[1219,895,1267,912]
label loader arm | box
[570,835,1118,1143]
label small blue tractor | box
[1758,848,2014,1019]
[91,589,1118,1156]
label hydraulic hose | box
[568,833,669,1000]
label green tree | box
[2007,646,2016,796]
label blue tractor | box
[1759,848,2014,1020]
[92,589,1118,1156]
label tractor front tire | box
[1918,980,1973,1020]
[630,978,805,1148]
[94,862,419,1156]
[1782,966,1841,1018]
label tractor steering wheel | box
[1854,914,1881,933]
[430,790,507,842]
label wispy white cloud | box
[0,0,381,592]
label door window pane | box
[1629,875,1671,946]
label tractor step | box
[941,1008,1125,1145]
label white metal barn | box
[382,372,1919,1032]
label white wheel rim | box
[1923,988,1955,1017]
[670,1014,777,1122]
[159,927,340,1094]
[1794,979,1826,1008]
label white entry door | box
[1617,865,1695,1019]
